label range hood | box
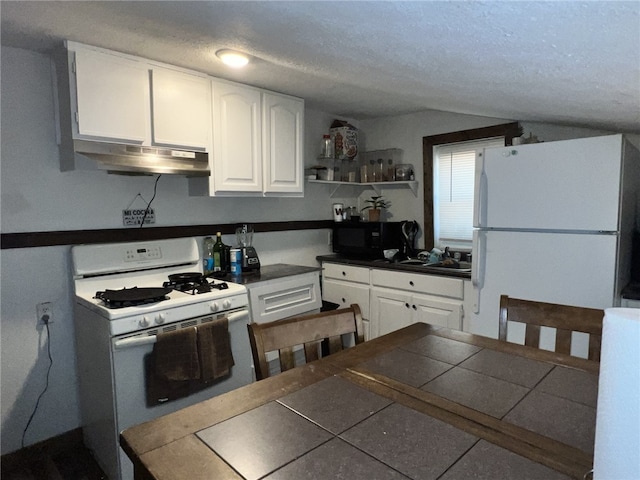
[73,140,210,176]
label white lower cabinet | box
[323,280,371,340]
[321,262,466,340]
[246,270,322,376]
[247,272,322,324]
[371,287,463,338]
[321,263,371,340]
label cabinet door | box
[262,93,304,195]
[411,293,463,330]
[212,81,262,192]
[73,48,150,143]
[370,288,412,339]
[322,279,371,318]
[151,68,212,150]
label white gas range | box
[71,237,253,480]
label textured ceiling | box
[2,1,639,132]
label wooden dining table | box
[121,323,599,480]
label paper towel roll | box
[593,308,640,479]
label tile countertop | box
[121,323,598,480]
[226,263,321,286]
[316,254,472,279]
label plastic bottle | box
[213,232,225,273]
[203,236,215,275]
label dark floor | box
[1,431,107,480]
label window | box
[422,123,521,251]
[433,137,504,249]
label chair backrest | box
[498,295,604,361]
[247,304,365,380]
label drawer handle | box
[409,281,414,286]
[412,304,417,310]
[342,298,346,303]
[342,271,346,276]
[405,303,410,308]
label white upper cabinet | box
[190,81,305,197]
[262,92,304,195]
[73,48,150,143]
[63,42,211,150]
[151,67,212,150]
[212,80,263,193]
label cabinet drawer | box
[323,263,370,284]
[371,269,463,300]
[322,279,370,319]
[248,272,321,323]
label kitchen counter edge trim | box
[317,254,472,279]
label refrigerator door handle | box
[471,230,485,313]
[473,151,487,228]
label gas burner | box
[95,287,171,309]
[162,278,229,296]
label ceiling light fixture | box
[216,49,250,68]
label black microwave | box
[332,221,403,258]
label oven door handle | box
[113,309,250,350]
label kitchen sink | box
[398,259,472,272]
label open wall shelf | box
[307,179,419,197]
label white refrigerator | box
[469,134,640,356]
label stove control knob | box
[139,316,151,328]
[222,299,232,309]
[210,302,220,312]
[155,313,166,325]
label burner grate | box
[94,287,170,309]
[162,278,229,295]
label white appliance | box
[469,134,640,354]
[71,238,252,480]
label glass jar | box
[321,134,333,158]
[386,158,395,181]
[376,158,385,182]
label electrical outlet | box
[37,302,53,325]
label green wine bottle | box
[213,232,225,273]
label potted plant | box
[361,195,389,222]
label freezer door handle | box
[473,152,487,228]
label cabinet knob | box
[405,303,410,308]
[342,298,346,303]
[409,281,414,286]
[342,271,346,276]
[412,304,417,310]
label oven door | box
[111,307,252,479]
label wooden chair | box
[498,295,604,361]
[247,304,365,380]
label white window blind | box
[434,137,504,249]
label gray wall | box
[1,45,632,454]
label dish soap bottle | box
[203,236,215,275]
